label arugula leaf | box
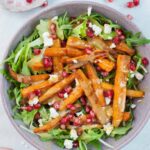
[13,87,22,106]
[56,12,72,40]
[72,21,87,38]
[55,139,65,148]
[126,32,150,47]
[79,128,104,143]
[88,140,102,150]
[78,140,88,150]
[111,123,132,139]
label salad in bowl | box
[1,7,150,150]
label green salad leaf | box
[126,32,150,47]
[78,140,88,150]
[88,140,102,150]
[111,122,132,139]
[79,128,104,143]
[36,20,49,37]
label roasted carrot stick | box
[52,39,63,72]
[123,112,131,122]
[39,73,76,103]
[67,36,92,49]
[8,66,49,84]
[85,63,106,106]
[115,42,135,56]
[21,80,57,98]
[96,58,115,72]
[101,82,144,98]
[113,55,131,127]
[44,47,84,57]
[33,111,68,133]
[59,86,84,111]
[76,69,109,125]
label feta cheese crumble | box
[76,111,83,116]
[64,139,73,149]
[103,123,114,135]
[131,104,136,109]
[49,74,59,83]
[70,129,78,140]
[104,24,112,34]
[72,59,78,64]
[38,119,43,127]
[135,72,144,81]
[109,43,116,49]
[42,32,53,47]
[28,96,39,106]
[87,6,92,16]
[49,107,59,118]
[64,93,69,98]
[105,97,111,105]
[89,23,102,36]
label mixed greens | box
[1,7,149,150]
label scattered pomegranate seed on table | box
[127,14,134,20]
[41,1,48,7]
[107,0,113,2]
[127,2,135,8]
[26,0,33,3]
[133,0,140,6]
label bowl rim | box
[1,1,150,150]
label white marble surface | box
[0,0,150,150]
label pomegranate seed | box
[28,92,36,100]
[113,36,120,44]
[120,35,125,40]
[127,2,135,8]
[130,61,136,71]
[127,14,134,20]
[115,29,123,36]
[53,101,60,110]
[89,110,95,118]
[51,34,57,40]
[33,103,41,109]
[34,89,41,97]
[80,96,86,106]
[86,28,94,38]
[101,71,109,77]
[67,104,76,111]
[33,49,41,55]
[50,23,56,34]
[43,57,53,68]
[21,106,33,112]
[67,114,74,120]
[60,124,66,129]
[103,90,114,99]
[64,86,72,94]
[61,40,67,47]
[84,47,92,54]
[73,118,81,126]
[142,57,149,66]
[62,71,69,78]
[96,66,102,72]
[107,0,113,2]
[86,116,92,123]
[34,112,41,120]
[42,1,48,7]
[133,0,139,6]
[85,105,91,113]
[60,117,68,124]
[26,0,32,3]
[57,90,65,98]
[73,141,79,148]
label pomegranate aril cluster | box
[127,0,140,8]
